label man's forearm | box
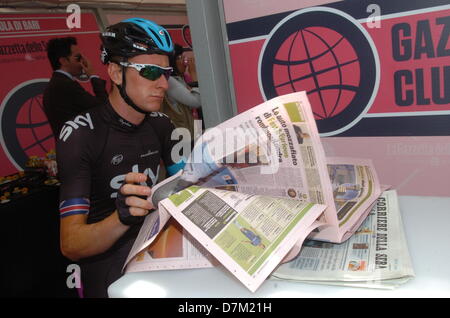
[90,77,108,102]
[61,211,129,261]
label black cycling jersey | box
[56,103,181,297]
[56,102,181,296]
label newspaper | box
[123,91,382,292]
[125,218,217,273]
[272,190,415,289]
[160,186,326,292]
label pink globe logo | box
[16,92,54,158]
[1,79,53,170]
[272,26,360,120]
[260,8,379,135]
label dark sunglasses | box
[119,62,173,81]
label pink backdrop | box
[223,0,342,23]
[0,12,107,177]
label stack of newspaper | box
[122,91,414,292]
[272,190,414,289]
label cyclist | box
[56,18,185,297]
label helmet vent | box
[147,28,163,46]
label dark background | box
[1,185,77,298]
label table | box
[108,195,450,298]
[1,185,77,297]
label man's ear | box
[58,56,69,67]
[108,62,122,86]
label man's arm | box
[60,173,153,261]
[90,77,108,102]
[63,55,108,113]
[82,55,108,102]
[167,76,201,108]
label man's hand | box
[186,56,198,82]
[116,172,154,226]
[80,55,96,78]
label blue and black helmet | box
[100,18,174,64]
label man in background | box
[43,37,108,136]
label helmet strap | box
[117,64,149,115]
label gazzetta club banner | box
[226,0,450,136]
[0,12,107,177]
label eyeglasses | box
[119,62,173,81]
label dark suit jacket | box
[43,71,108,136]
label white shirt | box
[55,69,74,80]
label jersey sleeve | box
[56,117,94,203]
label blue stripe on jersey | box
[59,198,90,218]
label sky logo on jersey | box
[59,113,94,142]
[109,164,160,198]
[59,198,90,218]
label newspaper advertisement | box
[159,185,326,292]
[272,190,415,289]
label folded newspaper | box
[272,190,415,289]
[122,91,383,292]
